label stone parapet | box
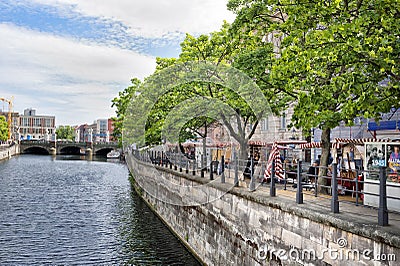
[128,155,400,265]
[0,144,19,161]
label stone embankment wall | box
[127,155,400,266]
[0,144,19,161]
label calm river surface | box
[0,155,200,265]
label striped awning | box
[297,142,342,149]
[334,138,396,144]
[179,141,233,148]
[264,143,284,181]
[248,140,269,146]
[298,138,398,149]
[249,140,307,147]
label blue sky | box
[0,0,234,125]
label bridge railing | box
[132,149,400,227]
[20,140,118,145]
[20,140,49,144]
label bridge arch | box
[95,147,114,156]
[59,146,83,155]
[23,146,50,155]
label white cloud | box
[31,0,236,38]
[0,1,236,125]
[0,23,156,125]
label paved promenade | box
[237,178,400,249]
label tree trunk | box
[202,123,207,170]
[318,127,331,194]
[239,140,248,161]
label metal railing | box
[0,141,16,151]
[132,149,400,226]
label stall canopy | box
[334,138,395,144]
[297,138,397,150]
[297,141,341,149]
[249,140,307,147]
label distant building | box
[75,124,88,142]
[108,118,115,141]
[74,118,115,143]
[95,119,108,142]
[367,108,400,140]
[19,108,56,140]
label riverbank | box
[0,143,19,161]
[128,173,206,266]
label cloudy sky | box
[0,0,235,125]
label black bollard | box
[234,151,239,187]
[250,156,255,191]
[221,155,225,183]
[210,154,214,180]
[378,167,388,226]
[355,169,359,206]
[270,161,276,197]
[296,161,303,204]
[179,154,182,172]
[174,153,177,170]
[331,163,339,213]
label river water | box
[0,155,200,265]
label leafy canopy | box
[56,125,75,141]
[229,0,400,135]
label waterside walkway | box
[134,151,400,250]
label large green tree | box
[229,0,400,191]
[0,116,8,141]
[138,22,276,159]
[111,78,142,146]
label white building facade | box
[19,108,56,140]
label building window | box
[280,113,286,130]
[261,118,269,132]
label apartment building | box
[19,108,55,140]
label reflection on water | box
[0,155,200,265]
[52,154,108,161]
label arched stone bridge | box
[19,140,118,155]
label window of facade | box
[280,113,286,130]
[261,118,269,132]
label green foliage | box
[229,0,400,187]
[127,22,275,155]
[117,19,276,160]
[118,0,399,167]
[111,78,142,146]
[275,0,399,133]
[0,116,8,141]
[229,0,399,137]
[229,0,399,131]
[56,125,74,141]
